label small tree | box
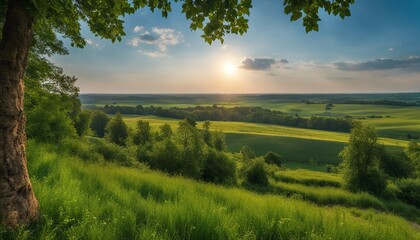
[132,120,152,145]
[202,120,213,147]
[90,111,110,138]
[105,112,128,146]
[240,145,256,161]
[74,110,91,136]
[244,158,268,186]
[213,130,227,152]
[339,123,386,194]
[203,149,236,185]
[264,151,283,167]
[405,141,420,177]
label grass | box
[122,115,407,171]
[273,169,343,187]
[82,93,420,140]
[122,116,409,147]
[1,140,419,239]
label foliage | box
[146,139,181,175]
[212,130,227,152]
[240,145,255,161]
[2,140,418,240]
[396,178,420,208]
[132,120,152,145]
[243,158,268,186]
[264,151,283,167]
[92,105,354,132]
[89,111,110,138]
[26,96,76,142]
[405,141,420,177]
[379,148,414,179]
[90,138,135,166]
[202,149,236,185]
[25,52,81,142]
[105,112,129,146]
[339,123,386,195]
[74,110,91,136]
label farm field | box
[82,94,420,140]
[121,115,408,171]
[1,141,418,240]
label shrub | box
[379,148,413,178]
[90,111,110,137]
[243,158,268,186]
[339,123,386,195]
[90,138,134,166]
[396,178,420,208]
[264,151,283,167]
[26,102,76,143]
[147,140,182,175]
[240,145,255,161]
[74,110,92,136]
[203,149,236,185]
[105,112,128,146]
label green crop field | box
[2,141,418,240]
[82,94,420,140]
[122,115,408,171]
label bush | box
[146,140,182,175]
[243,158,268,186]
[26,101,77,143]
[202,149,236,185]
[74,110,91,136]
[105,112,128,146]
[396,178,420,208]
[90,111,110,137]
[379,148,413,178]
[240,145,255,161]
[263,151,283,167]
[90,138,134,166]
[339,123,386,195]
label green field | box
[82,93,420,140]
[1,141,418,240]
[122,115,407,171]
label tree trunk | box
[0,0,38,228]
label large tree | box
[0,0,354,227]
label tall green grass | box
[1,141,418,239]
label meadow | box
[121,115,406,171]
[1,140,418,240]
[81,93,420,140]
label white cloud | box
[133,26,144,33]
[127,38,140,47]
[85,38,99,47]
[388,47,394,51]
[127,27,183,57]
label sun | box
[224,63,237,76]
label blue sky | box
[52,0,420,93]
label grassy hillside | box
[1,141,418,240]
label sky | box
[51,0,420,93]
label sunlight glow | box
[224,64,237,76]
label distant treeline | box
[87,105,354,132]
[336,100,418,107]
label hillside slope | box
[1,141,418,240]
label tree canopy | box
[0,0,355,49]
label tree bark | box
[0,0,38,228]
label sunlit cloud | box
[85,38,99,47]
[333,56,420,71]
[127,27,183,57]
[133,26,144,33]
